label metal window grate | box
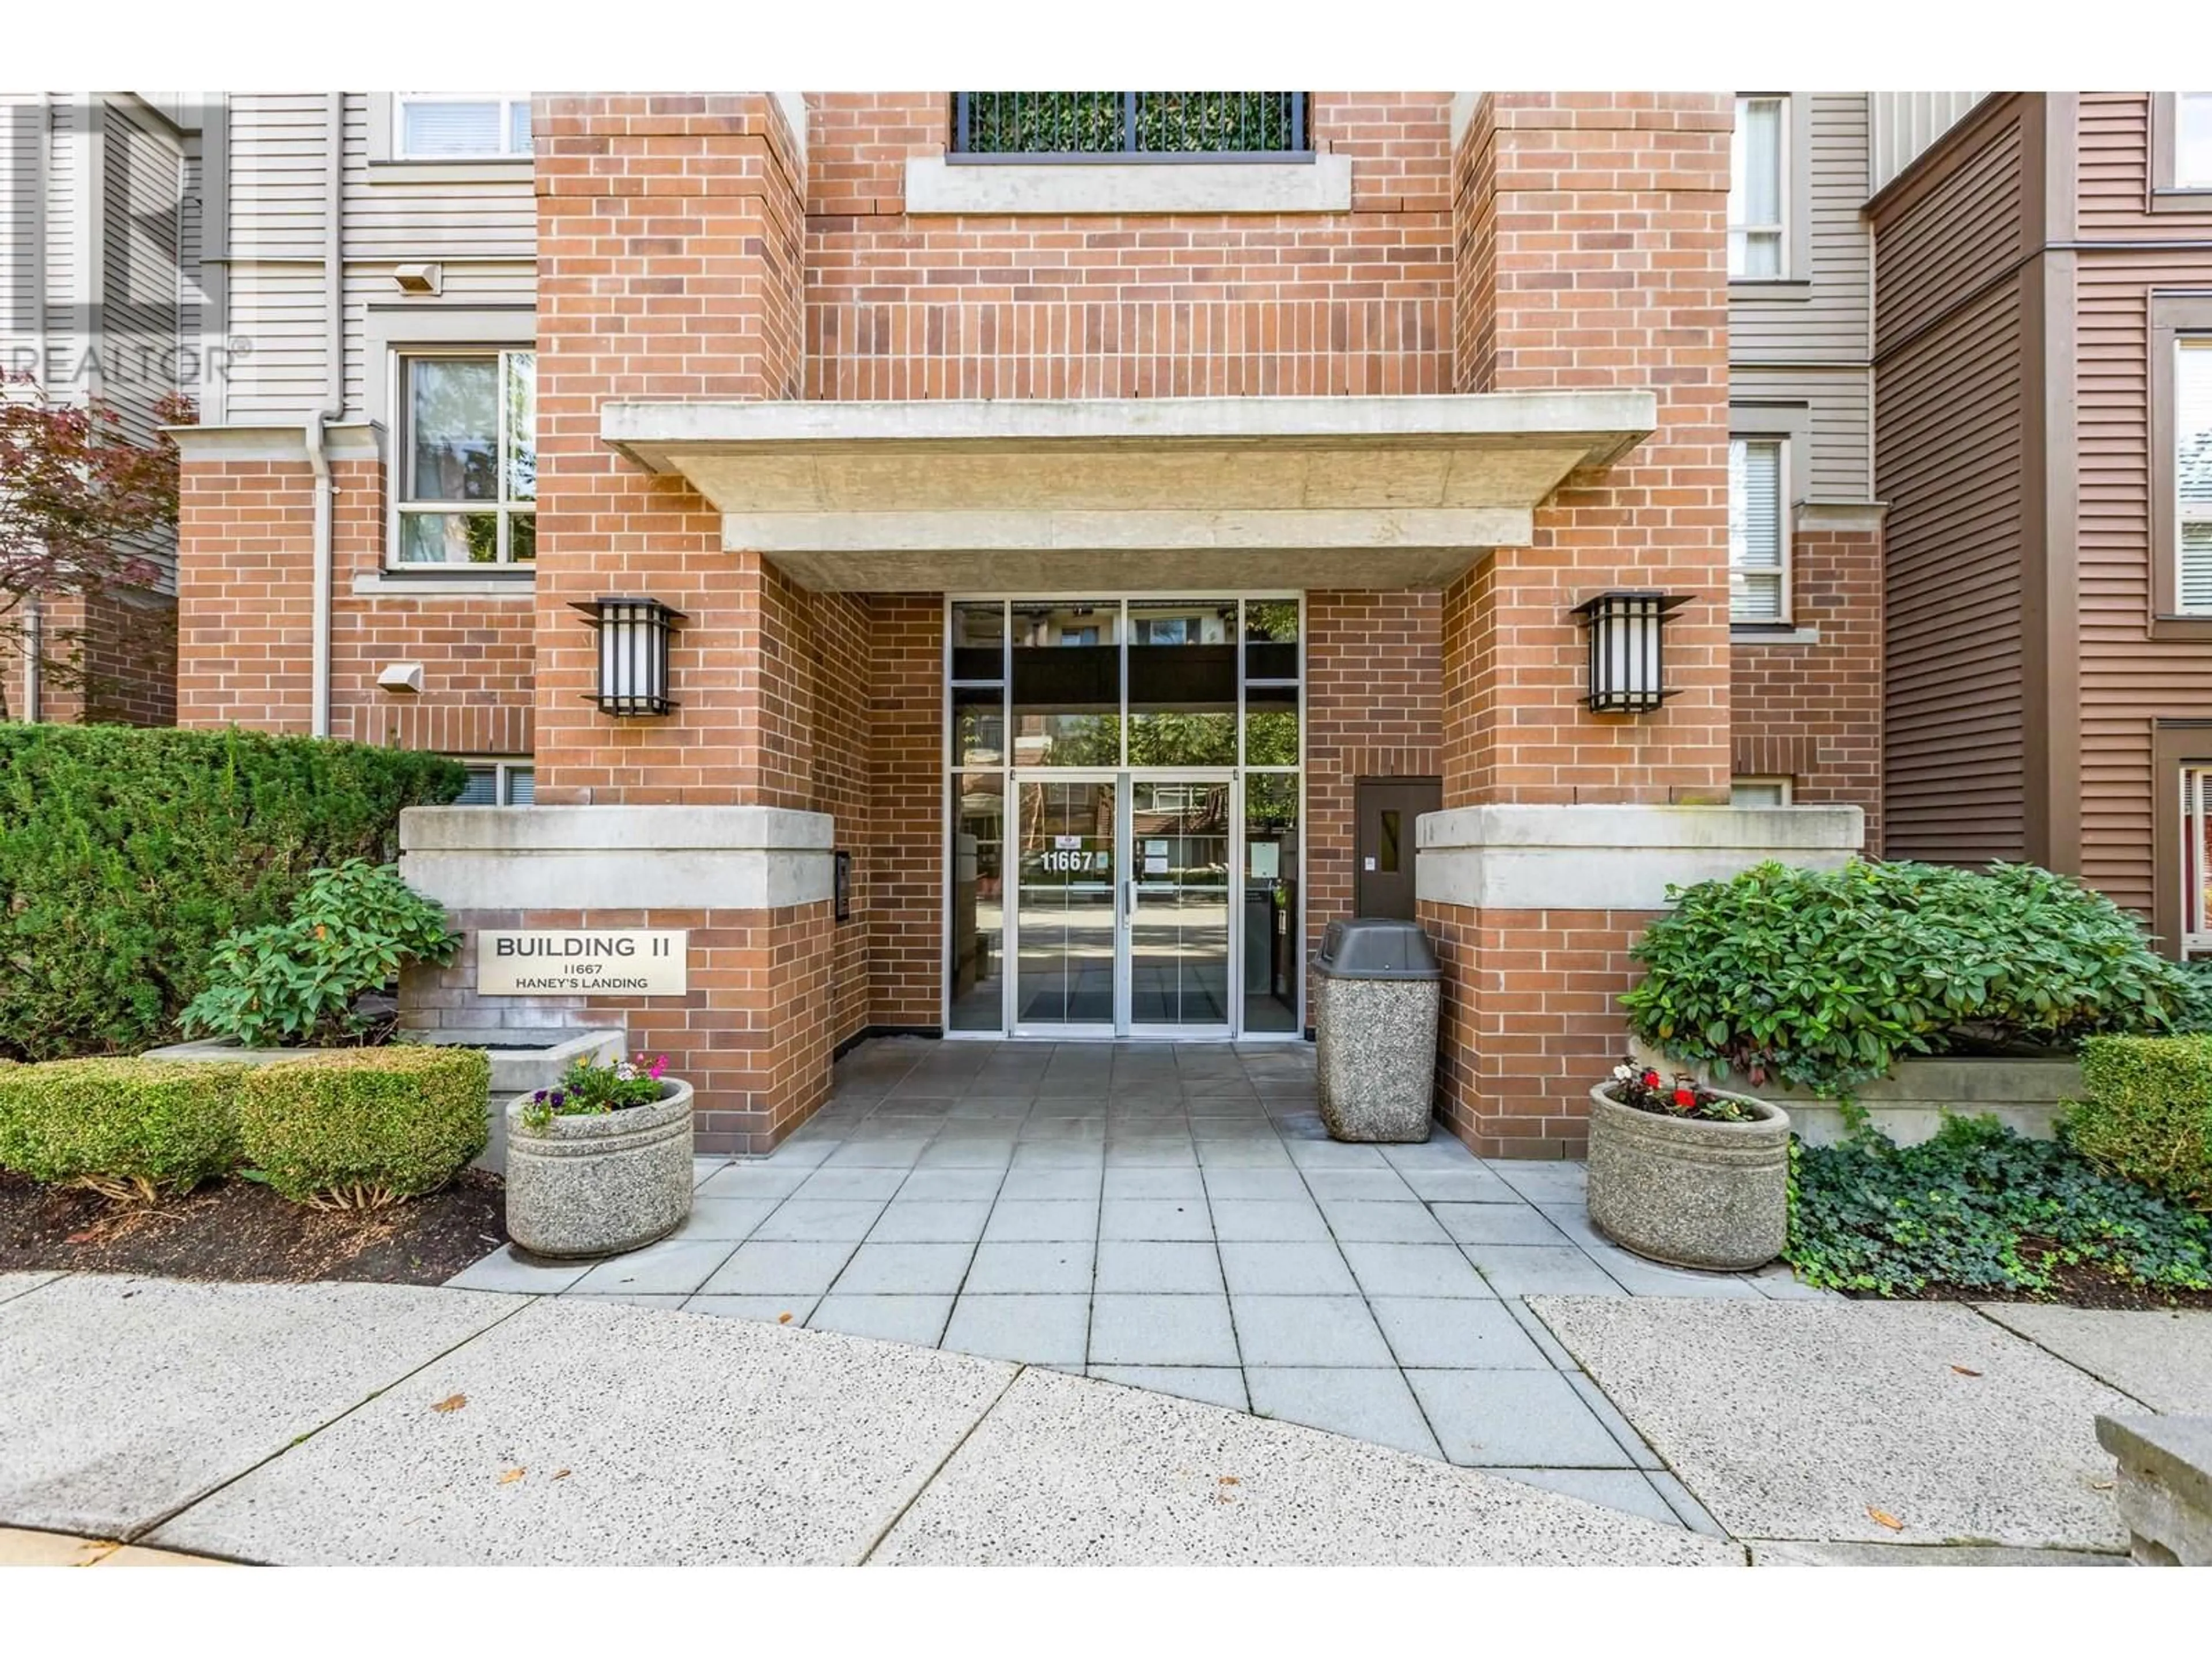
[951,92,1309,161]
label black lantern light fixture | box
[570,594,686,717]
[1570,590,1690,714]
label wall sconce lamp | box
[569,595,685,717]
[1570,590,1690,714]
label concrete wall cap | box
[1418,803,1865,853]
[399,805,835,853]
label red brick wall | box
[1444,93,1734,805]
[531,92,808,805]
[175,449,534,751]
[9,586,176,727]
[403,901,838,1155]
[1730,516,1885,851]
[1428,93,1735,1156]
[176,457,316,730]
[1419,901,1659,1158]
[1305,590,1444,997]
[803,93,1455,399]
[868,596,945,1030]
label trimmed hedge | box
[0,1057,248,1200]
[239,1047,489,1210]
[1623,859,2202,1097]
[0,726,466,1060]
[2065,1035,2212,1212]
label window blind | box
[1730,437,1785,622]
[2180,340,2212,613]
[402,100,503,157]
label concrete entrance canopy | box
[599,393,1657,592]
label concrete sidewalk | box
[0,1275,1732,1566]
[3,1270,2198,1565]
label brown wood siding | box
[2070,92,2212,929]
[1872,97,2037,866]
[1873,105,2029,358]
[1878,278,2031,863]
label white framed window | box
[1730,776,1793,807]
[1729,435,1789,623]
[396,94,532,160]
[454,758,535,806]
[1729,95,1787,279]
[2184,766,2212,957]
[2180,93,2212,188]
[2179,338,2212,612]
[392,349,536,566]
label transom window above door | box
[393,350,536,566]
[949,597,1301,770]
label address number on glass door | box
[1037,848,1105,874]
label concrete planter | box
[1586,1083,1790,1271]
[504,1079,694,1259]
[1627,1037,2082,1146]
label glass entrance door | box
[1013,777,1118,1033]
[1010,772,1233,1037]
[1126,777,1233,1036]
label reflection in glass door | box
[1127,778,1233,1035]
[1014,778,1118,1032]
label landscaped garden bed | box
[1620,858,2212,1310]
[0,1165,503,1285]
[1786,1114,2212,1310]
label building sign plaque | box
[476,930,690,997]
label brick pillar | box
[1425,93,1743,1157]
[531,91,806,807]
[399,93,847,1155]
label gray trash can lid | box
[1314,918,1441,980]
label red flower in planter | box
[1641,1069,1664,1091]
[1672,1082,1699,1112]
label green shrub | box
[181,861,459,1048]
[1787,1114,2212,1297]
[0,726,465,1060]
[238,1046,489,1209]
[1623,859,2201,1097]
[2063,1035,2212,1211]
[0,1058,247,1200]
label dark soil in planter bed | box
[1855,1266,2212,1313]
[0,1169,506,1286]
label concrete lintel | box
[168,421,384,464]
[725,506,1533,555]
[906,153,1353,217]
[758,544,1486,594]
[603,392,1658,463]
[1416,804,1865,912]
[1795,501,1888,533]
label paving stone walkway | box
[452,1037,1827,1531]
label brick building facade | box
[154,87,2210,1158]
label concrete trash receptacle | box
[1313,918,1441,1142]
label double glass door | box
[1013,773,1233,1036]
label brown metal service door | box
[1354,777,1441,921]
